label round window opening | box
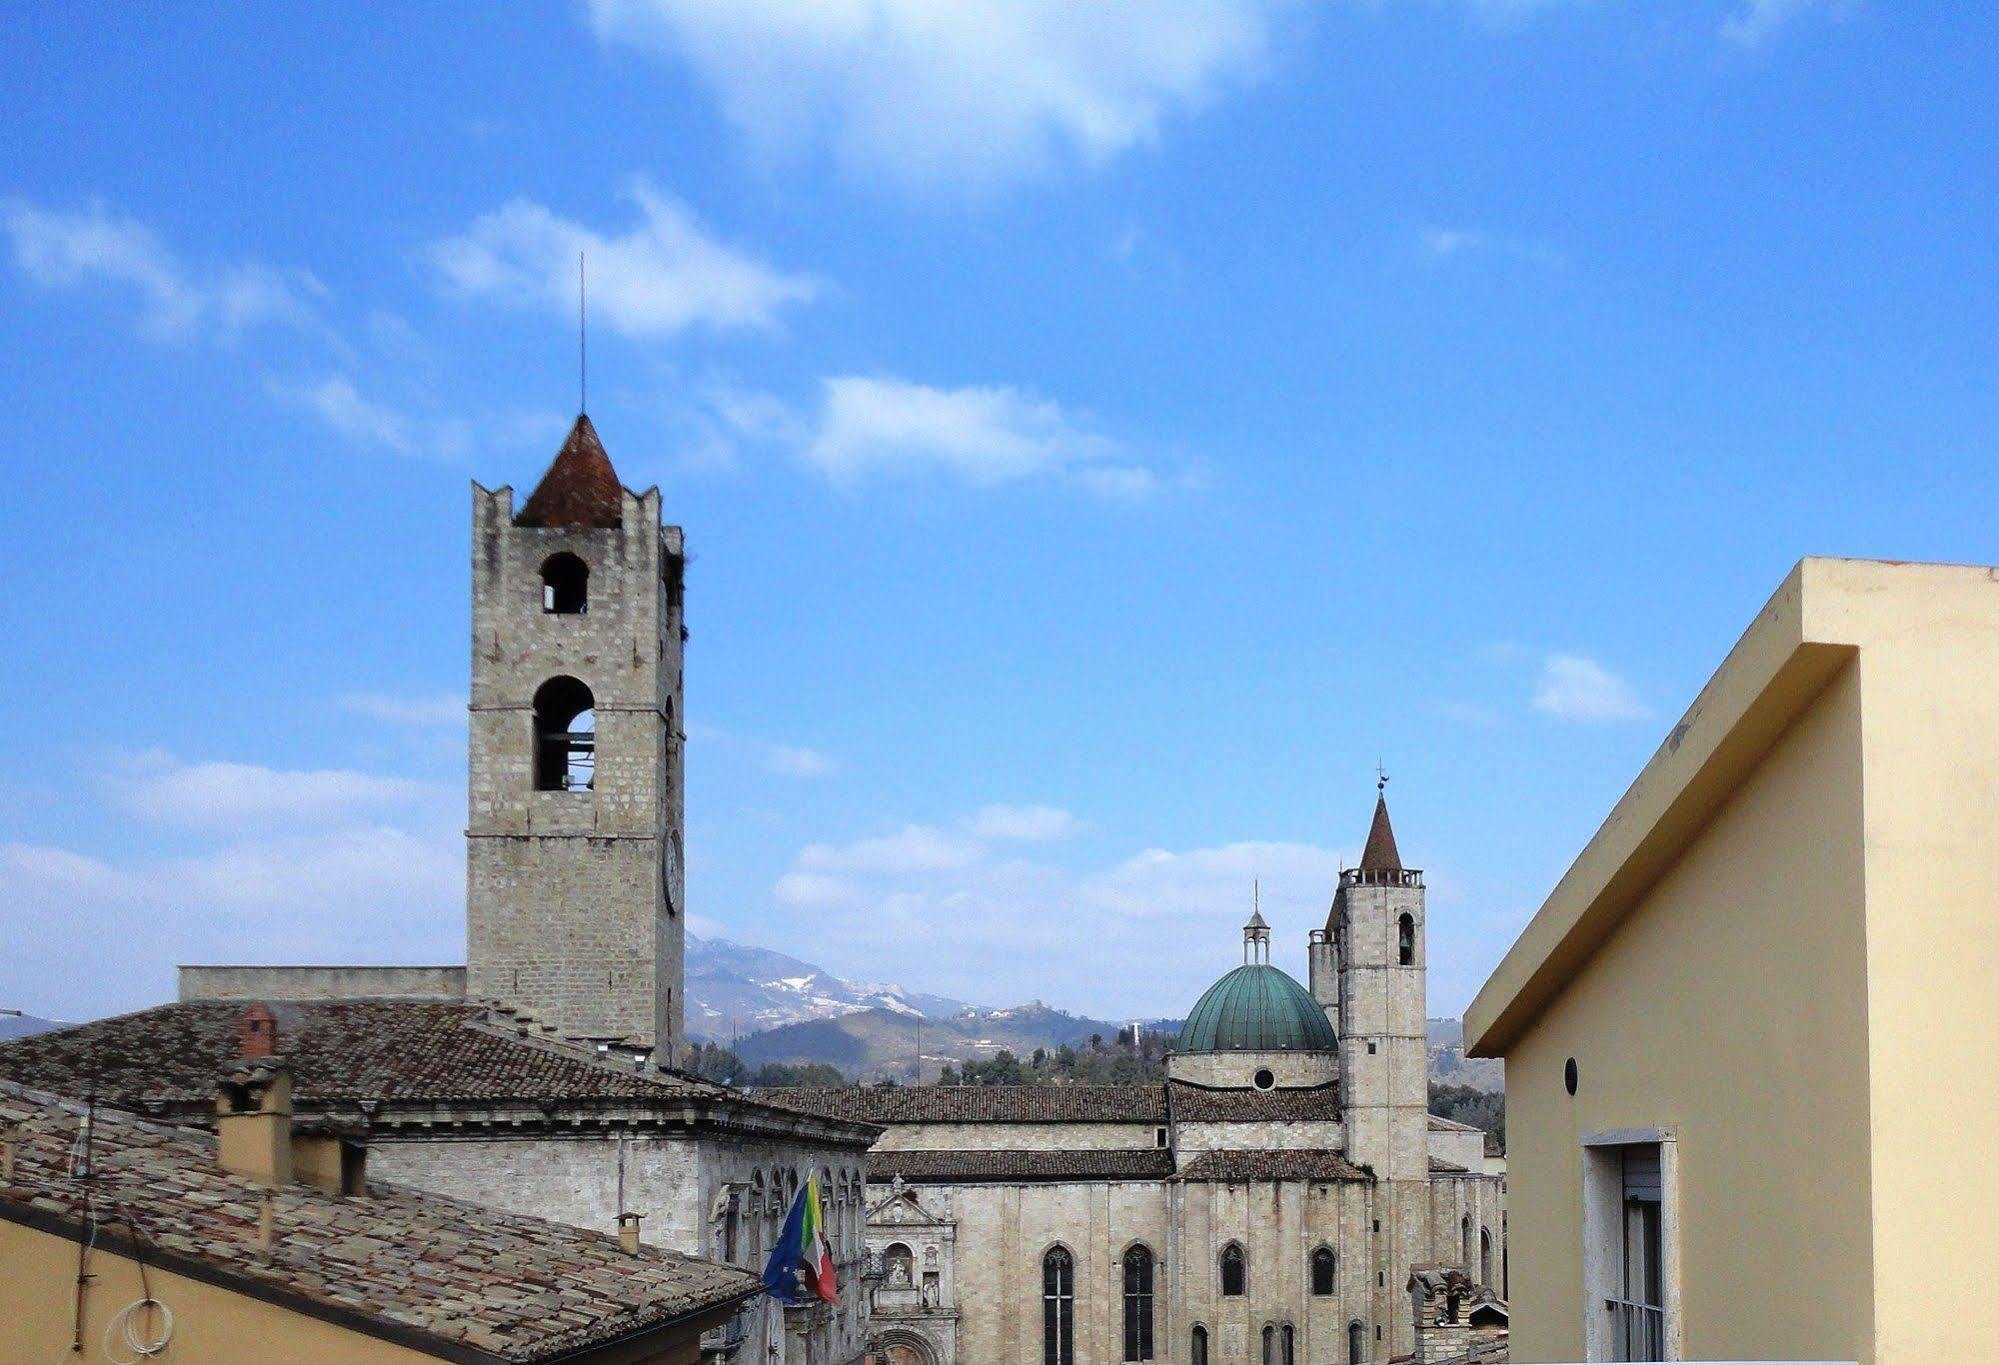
[1563,1057,1578,1096]
[1253,1068,1276,1091]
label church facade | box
[773,797,1508,1365]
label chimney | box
[238,1002,278,1060]
[216,1007,293,1187]
[617,1211,643,1255]
[292,1131,368,1196]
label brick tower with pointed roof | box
[465,414,687,1057]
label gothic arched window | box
[1348,1321,1367,1365]
[532,676,595,791]
[1043,1247,1075,1365]
[1123,1245,1155,1361]
[1480,1226,1493,1288]
[540,552,588,614]
[1191,1325,1209,1365]
[1312,1246,1337,1296]
[1220,1242,1246,1297]
[1398,913,1415,966]
[1281,1325,1295,1365]
[1262,1325,1275,1365]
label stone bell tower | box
[465,414,686,1058]
[1332,780,1428,1178]
[1329,780,1432,1360]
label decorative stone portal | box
[865,1327,942,1365]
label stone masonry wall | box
[465,483,685,1056]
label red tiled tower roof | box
[1359,792,1402,872]
[516,414,625,529]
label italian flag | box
[762,1173,840,1305]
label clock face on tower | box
[666,833,682,913]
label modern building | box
[1464,557,1999,1364]
[0,1072,758,1364]
[0,413,880,1364]
[777,793,1507,1365]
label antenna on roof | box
[578,251,588,416]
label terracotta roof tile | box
[515,415,624,530]
[1359,792,1402,872]
[0,1002,718,1111]
[0,1083,757,1362]
[1167,1082,1343,1122]
[1173,1149,1372,1183]
[867,1148,1176,1184]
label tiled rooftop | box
[0,1082,759,1362]
[0,1001,710,1110]
[515,414,626,529]
[1173,1149,1372,1183]
[866,1148,1178,1184]
[1168,1081,1343,1122]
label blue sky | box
[3,1,1995,1026]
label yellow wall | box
[1471,559,1999,1365]
[1503,658,1876,1363]
[0,1215,440,1364]
[1830,564,1999,1361]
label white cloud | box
[1721,0,1847,46]
[1420,227,1562,267]
[106,751,444,832]
[1533,654,1652,723]
[583,0,1281,191]
[687,723,835,778]
[2,199,325,341]
[430,181,820,338]
[766,806,1355,1016]
[1084,840,1343,919]
[339,692,468,726]
[763,744,834,778]
[267,375,470,460]
[967,804,1082,843]
[1,748,463,1019]
[0,826,461,1021]
[805,375,1154,494]
[797,824,986,877]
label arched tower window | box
[1281,1325,1295,1365]
[540,552,588,614]
[1262,1326,1275,1365]
[1398,912,1415,966]
[532,676,595,791]
[1042,1246,1075,1365]
[1312,1246,1337,1296]
[1220,1242,1246,1297]
[1191,1325,1209,1365]
[1122,1245,1155,1361]
[1348,1321,1367,1365]
[1480,1226,1493,1288]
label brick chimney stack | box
[238,1002,278,1060]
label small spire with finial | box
[1243,880,1271,964]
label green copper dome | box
[1177,963,1338,1054]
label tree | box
[1429,1083,1505,1148]
[687,1041,745,1085]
